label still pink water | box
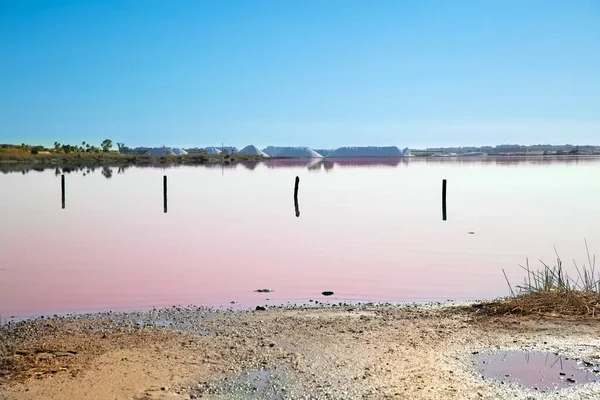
[1,157,599,317]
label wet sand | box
[1,302,600,400]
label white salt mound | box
[238,145,269,157]
[313,149,335,157]
[326,146,411,157]
[204,147,222,154]
[262,146,323,158]
[145,146,188,156]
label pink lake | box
[1,156,599,317]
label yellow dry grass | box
[474,290,600,317]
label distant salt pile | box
[326,146,411,157]
[204,147,222,154]
[145,146,187,156]
[262,146,323,158]
[313,149,335,157]
[238,145,269,157]
[222,146,238,153]
[459,152,487,157]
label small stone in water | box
[322,291,334,296]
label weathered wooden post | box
[163,175,168,213]
[442,179,447,221]
[61,174,65,209]
[294,176,300,217]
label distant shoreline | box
[2,152,600,172]
[0,151,265,166]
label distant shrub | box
[6,154,25,161]
[30,145,45,155]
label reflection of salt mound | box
[263,146,323,158]
[326,146,410,157]
[263,159,319,169]
[240,161,259,170]
[204,147,222,154]
[238,145,269,157]
[431,153,458,157]
[314,149,335,157]
[145,146,188,156]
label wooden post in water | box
[294,176,300,217]
[442,179,447,221]
[61,174,65,209]
[163,175,168,213]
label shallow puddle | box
[474,350,600,391]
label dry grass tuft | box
[476,240,600,317]
[474,290,600,317]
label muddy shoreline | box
[1,302,600,400]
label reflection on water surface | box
[1,156,599,317]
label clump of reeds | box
[512,240,598,294]
[479,240,600,317]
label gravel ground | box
[1,301,600,400]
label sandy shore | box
[1,302,600,400]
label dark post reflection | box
[163,175,168,213]
[442,179,447,221]
[294,176,300,217]
[61,174,65,209]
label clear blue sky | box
[1,0,599,149]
